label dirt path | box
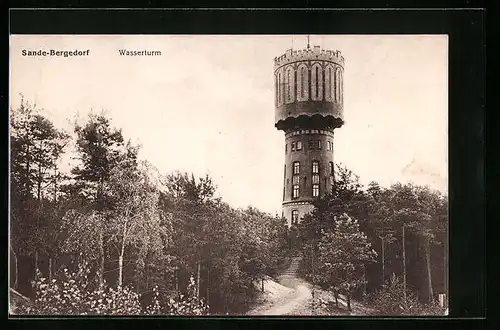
[247,257,313,315]
[246,257,374,316]
[247,275,312,315]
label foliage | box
[368,273,445,316]
[164,276,209,315]
[16,263,209,315]
[10,97,70,295]
[298,163,448,311]
[315,214,377,309]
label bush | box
[15,264,209,315]
[146,276,209,315]
[368,274,445,316]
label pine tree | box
[317,213,378,311]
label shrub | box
[146,276,209,315]
[15,263,208,315]
[368,274,445,316]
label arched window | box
[292,210,299,225]
[311,64,323,101]
[278,72,281,104]
[297,65,308,101]
[300,68,304,97]
[286,67,295,103]
[315,66,319,98]
[294,69,297,99]
[333,68,337,101]
[285,70,289,101]
[335,68,341,102]
[275,73,279,105]
[325,67,332,101]
[339,70,343,103]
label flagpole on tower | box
[307,35,310,49]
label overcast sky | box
[10,35,448,215]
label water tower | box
[274,43,345,226]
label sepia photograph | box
[9,34,449,316]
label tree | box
[388,183,447,303]
[316,213,377,311]
[162,172,219,299]
[10,96,69,294]
[106,160,172,288]
[68,112,137,287]
[367,181,397,286]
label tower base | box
[282,201,315,227]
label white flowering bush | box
[84,286,142,315]
[16,264,208,315]
[164,276,209,315]
[16,263,208,315]
[16,264,142,315]
[144,276,209,315]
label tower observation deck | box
[273,45,345,227]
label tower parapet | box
[273,45,345,132]
[273,46,345,70]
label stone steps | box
[282,257,301,276]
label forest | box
[9,97,448,316]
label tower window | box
[327,67,331,99]
[278,73,281,103]
[296,141,303,150]
[293,161,300,175]
[291,142,295,151]
[293,185,300,198]
[301,67,305,98]
[329,161,334,175]
[315,66,319,98]
[327,141,333,151]
[285,71,290,100]
[340,70,343,103]
[294,70,297,100]
[313,184,320,197]
[312,161,319,174]
[292,175,300,185]
[292,210,299,225]
[275,74,279,105]
[285,144,288,154]
[334,69,338,101]
[309,140,321,150]
[312,174,320,184]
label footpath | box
[246,257,374,316]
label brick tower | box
[274,44,345,227]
